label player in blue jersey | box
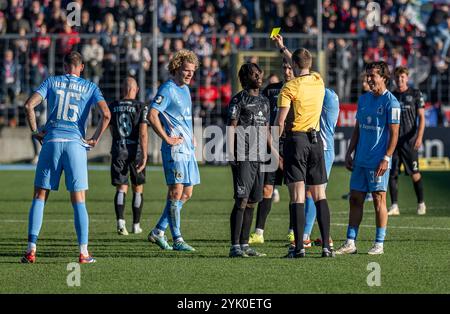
[335,61,400,255]
[302,88,340,248]
[20,52,111,264]
[146,50,200,252]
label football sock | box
[315,199,331,249]
[27,198,45,247]
[230,204,245,245]
[255,228,264,236]
[413,178,424,204]
[132,192,143,224]
[117,219,126,229]
[289,204,294,230]
[73,202,89,245]
[347,225,359,241]
[255,198,272,230]
[303,233,310,241]
[114,191,126,220]
[291,203,305,251]
[389,175,398,205]
[27,242,36,253]
[80,244,88,256]
[168,200,183,241]
[241,243,249,250]
[156,199,185,231]
[304,196,316,236]
[375,227,386,244]
[240,206,255,245]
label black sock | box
[389,175,398,204]
[230,204,245,245]
[240,206,255,245]
[413,178,424,204]
[291,203,305,251]
[132,192,143,224]
[114,191,126,220]
[289,203,294,230]
[315,199,331,250]
[256,198,272,230]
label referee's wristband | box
[279,46,288,54]
[383,155,391,162]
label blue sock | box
[28,199,45,244]
[346,225,359,240]
[375,227,386,243]
[168,200,183,241]
[304,196,316,236]
[73,202,89,245]
[156,199,171,231]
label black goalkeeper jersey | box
[109,99,148,156]
[392,88,425,142]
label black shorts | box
[231,161,264,203]
[111,154,146,186]
[283,132,327,185]
[390,139,420,176]
[264,167,284,186]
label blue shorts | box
[34,141,88,192]
[324,150,334,179]
[162,148,200,186]
[350,165,390,193]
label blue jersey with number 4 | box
[151,79,194,154]
[35,74,105,142]
[354,90,400,168]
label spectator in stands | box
[336,38,353,102]
[126,34,151,77]
[8,7,30,34]
[0,50,20,106]
[58,22,80,56]
[0,11,7,35]
[82,37,104,85]
[194,35,213,59]
[26,0,42,27]
[158,0,177,33]
[282,3,302,33]
[78,10,94,35]
[46,0,66,33]
[237,25,253,49]
[364,37,389,63]
[199,75,219,115]
[14,27,30,94]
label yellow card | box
[270,27,281,38]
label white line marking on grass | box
[2,219,450,231]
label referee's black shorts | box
[390,138,420,176]
[231,161,264,203]
[283,131,328,185]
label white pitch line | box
[1,219,449,231]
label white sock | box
[347,239,355,245]
[80,244,88,256]
[241,244,249,250]
[27,242,36,253]
[117,219,126,229]
[133,223,141,230]
[303,234,310,241]
[175,237,184,243]
[288,229,293,233]
[375,242,384,247]
[255,228,264,236]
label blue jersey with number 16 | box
[35,74,105,142]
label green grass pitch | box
[0,166,449,293]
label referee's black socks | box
[389,175,399,204]
[240,206,255,244]
[315,199,331,250]
[291,203,305,251]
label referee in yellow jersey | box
[276,48,334,258]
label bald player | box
[109,77,149,235]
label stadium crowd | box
[0,0,449,127]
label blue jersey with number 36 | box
[35,74,105,142]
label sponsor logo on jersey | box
[154,95,164,104]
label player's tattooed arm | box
[345,122,360,171]
[86,100,111,147]
[147,108,183,146]
[24,92,45,143]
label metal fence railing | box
[0,33,449,128]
